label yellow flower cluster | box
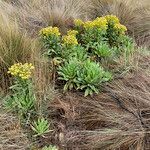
[93,17,108,29]
[39,26,60,37]
[73,15,127,34]
[114,23,127,33]
[105,15,119,24]
[83,17,107,30]
[73,15,127,35]
[105,15,127,34]
[83,21,95,29]
[67,30,78,36]
[62,35,78,46]
[8,63,34,80]
[74,19,84,26]
[62,29,78,46]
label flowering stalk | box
[39,26,61,58]
[6,63,36,122]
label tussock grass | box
[51,71,150,149]
[3,0,87,36]
[0,0,150,149]
[0,11,38,91]
[50,51,150,149]
[0,96,30,150]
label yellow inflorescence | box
[114,23,127,34]
[105,15,120,24]
[67,30,78,36]
[74,19,84,27]
[83,21,95,29]
[62,35,78,46]
[39,26,61,37]
[74,15,127,32]
[93,17,108,30]
[105,15,127,33]
[8,63,34,80]
[83,17,107,30]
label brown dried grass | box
[49,53,150,149]
[0,0,150,149]
[50,73,150,149]
[0,100,30,150]
[2,0,87,36]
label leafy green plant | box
[39,15,134,96]
[5,82,36,122]
[42,145,58,150]
[31,118,50,137]
[4,63,36,121]
[58,58,112,96]
[94,42,112,58]
[39,27,62,58]
[105,15,127,47]
[119,35,134,50]
[78,17,107,49]
[58,58,79,91]
[76,59,112,96]
[69,45,88,61]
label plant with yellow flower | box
[39,26,62,58]
[39,26,60,37]
[62,35,78,46]
[61,30,79,59]
[61,35,78,60]
[114,23,127,34]
[67,30,78,36]
[74,17,108,50]
[105,15,120,24]
[83,17,107,31]
[8,63,34,80]
[74,19,84,27]
[6,63,36,121]
[93,17,108,30]
[105,15,128,47]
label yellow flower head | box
[39,26,61,37]
[74,19,84,26]
[93,17,108,30]
[83,17,107,30]
[105,15,120,24]
[67,30,78,36]
[62,35,78,46]
[114,23,127,34]
[83,21,95,29]
[8,63,34,80]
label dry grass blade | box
[0,10,38,91]
[3,0,87,36]
[0,96,30,150]
[50,67,150,149]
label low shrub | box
[4,63,36,122]
[39,15,134,96]
[76,59,112,96]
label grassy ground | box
[0,0,150,150]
